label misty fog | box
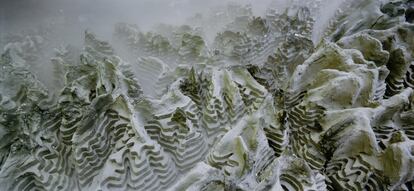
[0,0,345,94]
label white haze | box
[0,0,345,92]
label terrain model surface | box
[1,0,414,190]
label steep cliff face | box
[1,1,414,190]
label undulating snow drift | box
[1,0,414,190]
